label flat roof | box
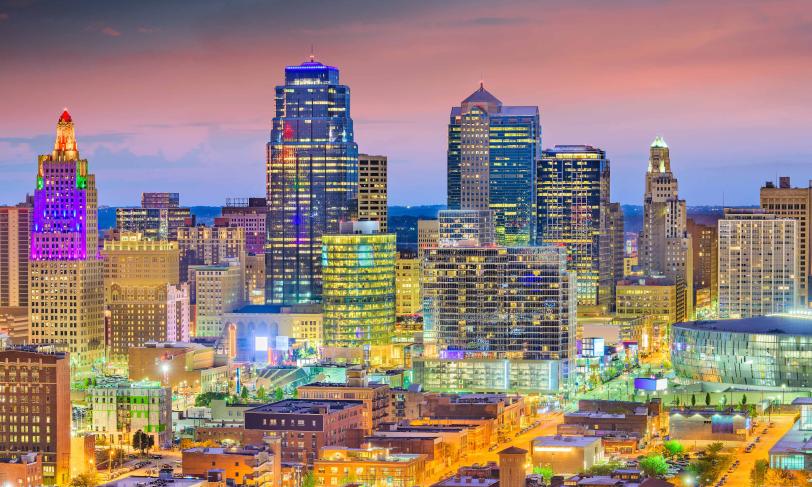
[300,381,387,389]
[433,477,499,487]
[533,435,601,447]
[769,419,812,455]
[245,399,364,415]
[674,314,812,336]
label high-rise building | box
[760,177,812,305]
[616,276,684,349]
[117,192,192,241]
[395,255,421,317]
[0,345,71,485]
[177,225,245,282]
[687,218,718,308]
[141,192,179,209]
[0,203,31,308]
[438,209,495,247]
[266,58,358,305]
[417,219,439,251]
[638,136,693,319]
[29,110,105,371]
[190,260,244,337]
[102,233,189,360]
[321,222,396,365]
[416,244,576,393]
[607,202,625,309]
[221,197,268,255]
[447,83,540,246]
[244,253,266,305]
[358,154,388,232]
[718,209,799,319]
[536,145,611,307]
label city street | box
[714,414,795,487]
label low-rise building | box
[243,400,365,465]
[128,342,229,394]
[297,371,390,433]
[668,409,751,446]
[182,445,280,486]
[223,304,323,364]
[0,453,43,487]
[88,378,172,447]
[531,436,603,475]
[314,446,427,487]
[769,398,812,470]
[559,399,662,450]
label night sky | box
[1,0,810,206]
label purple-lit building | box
[28,110,105,372]
[221,197,267,255]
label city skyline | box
[1,0,811,207]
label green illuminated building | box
[322,221,396,364]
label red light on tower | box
[283,122,294,141]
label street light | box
[782,384,787,406]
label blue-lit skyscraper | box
[447,84,540,246]
[265,58,358,304]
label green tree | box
[69,472,98,487]
[750,459,768,487]
[741,394,748,408]
[240,386,249,400]
[274,387,284,401]
[256,386,268,402]
[663,440,685,458]
[532,465,553,482]
[302,471,316,487]
[691,393,696,407]
[194,391,228,407]
[639,454,669,477]
[705,392,711,407]
[132,430,154,455]
[584,461,624,476]
[706,442,724,458]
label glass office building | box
[447,84,540,246]
[671,315,812,388]
[266,58,358,304]
[537,145,611,306]
[321,223,396,350]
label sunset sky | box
[1,0,810,207]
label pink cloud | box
[101,26,121,37]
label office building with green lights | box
[321,221,396,365]
[87,378,172,448]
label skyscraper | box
[29,110,105,371]
[177,224,245,282]
[638,136,694,320]
[687,218,718,309]
[536,145,611,307]
[718,209,799,319]
[760,176,812,305]
[358,154,388,232]
[0,202,31,307]
[447,84,540,246]
[607,202,626,309]
[116,192,193,241]
[221,197,268,255]
[266,58,358,305]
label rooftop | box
[300,381,388,389]
[769,419,812,456]
[674,314,812,336]
[245,399,364,415]
[533,435,601,448]
[99,476,204,487]
[433,477,499,487]
[461,83,502,106]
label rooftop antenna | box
[480,72,484,89]
[309,44,315,62]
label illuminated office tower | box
[438,209,495,247]
[190,260,244,337]
[537,145,612,308]
[608,202,625,309]
[244,253,266,305]
[718,209,799,319]
[417,219,439,251]
[395,255,421,317]
[358,154,388,232]
[416,245,576,393]
[266,58,358,305]
[616,276,684,349]
[687,218,718,309]
[0,345,71,485]
[116,192,192,241]
[638,137,693,319]
[102,233,189,361]
[221,197,268,255]
[28,110,104,371]
[177,224,245,281]
[0,202,31,307]
[760,177,812,305]
[321,222,396,365]
[447,83,540,245]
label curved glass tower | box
[265,58,359,304]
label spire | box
[651,135,668,149]
[52,108,79,159]
[461,82,502,112]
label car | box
[150,454,162,459]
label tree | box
[70,472,98,487]
[705,392,711,407]
[764,469,805,487]
[274,387,284,401]
[639,455,669,477]
[132,430,154,455]
[691,393,696,407]
[750,459,768,487]
[240,386,249,400]
[194,391,228,407]
[302,471,316,487]
[706,442,724,458]
[663,440,685,458]
[256,386,268,402]
[532,465,553,482]
[584,461,624,476]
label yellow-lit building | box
[191,260,244,337]
[103,233,189,361]
[321,222,396,365]
[616,276,683,343]
[313,446,426,487]
[395,256,421,317]
[623,256,642,277]
[358,154,388,232]
[244,253,266,305]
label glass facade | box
[321,232,396,348]
[447,85,540,246]
[672,317,812,388]
[266,59,358,304]
[536,145,610,306]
